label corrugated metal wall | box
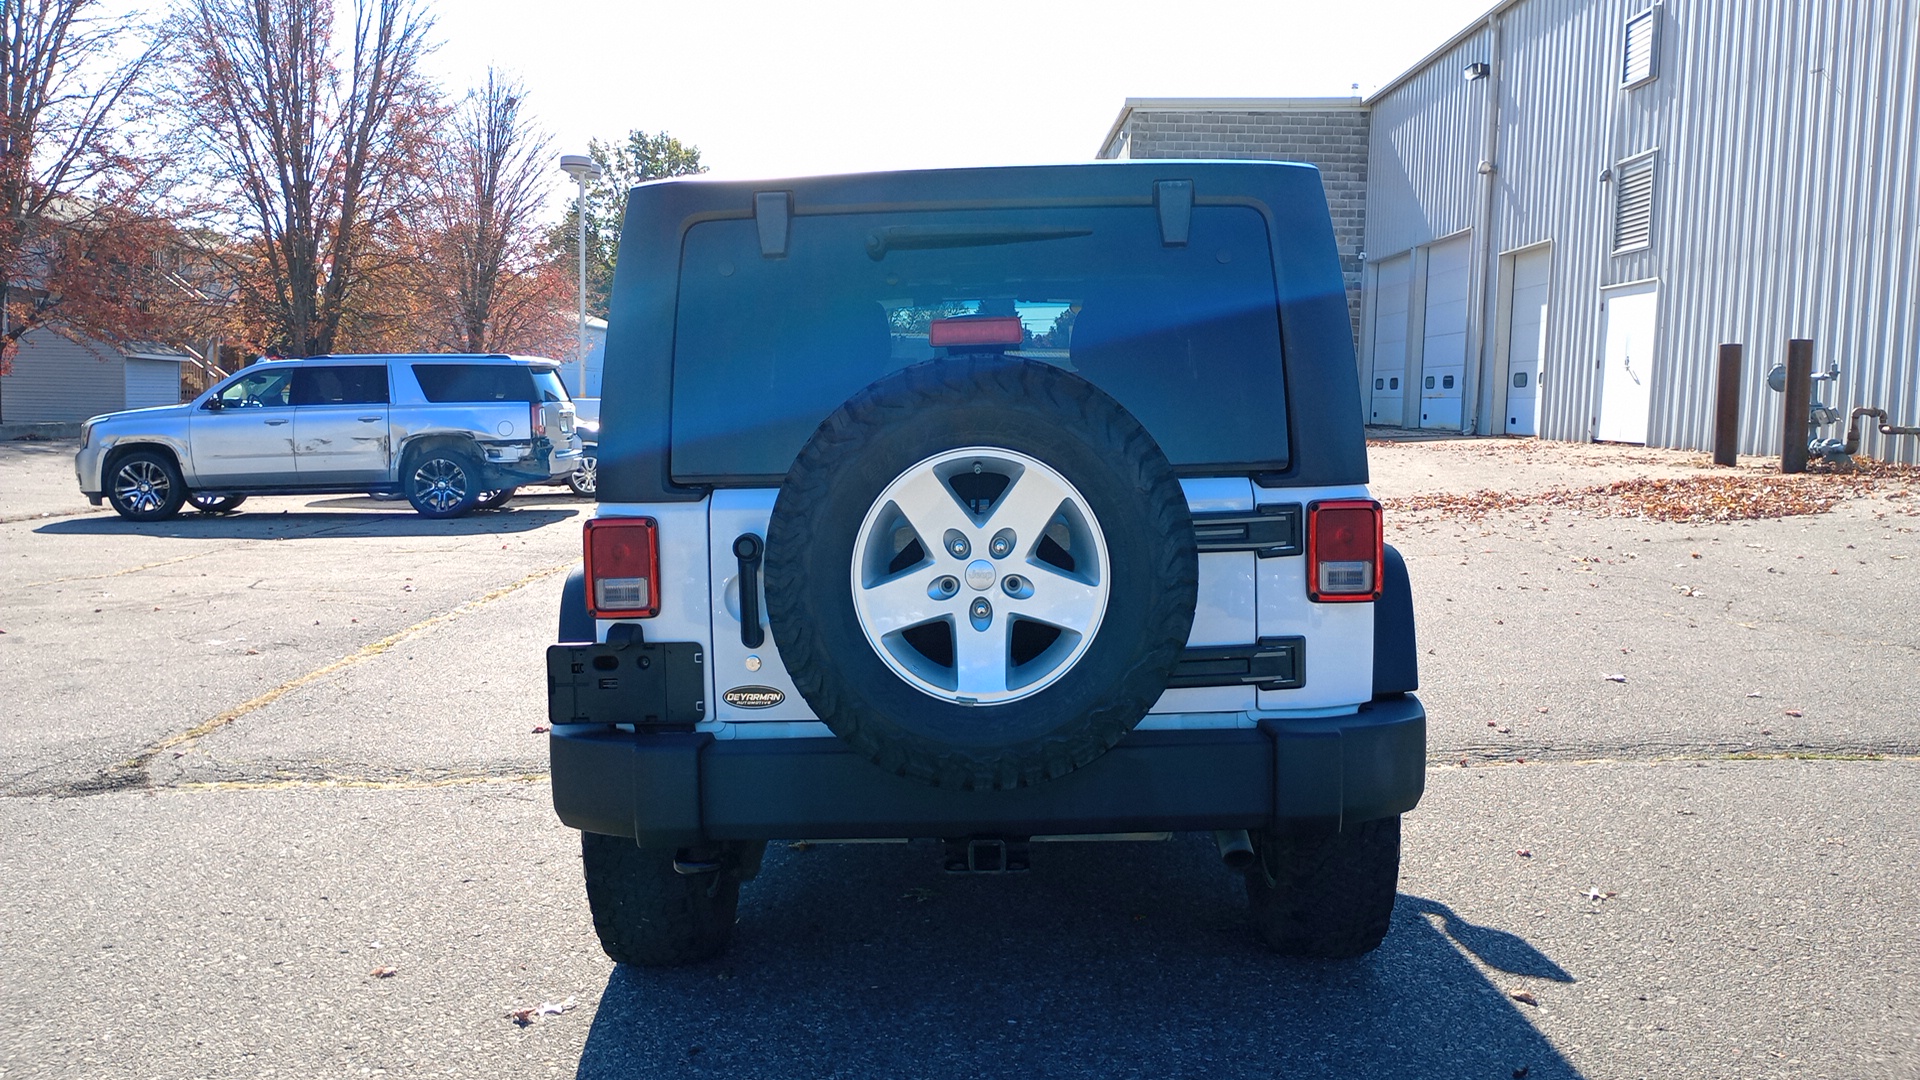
[1365,0,1920,462]
[1365,34,1489,260]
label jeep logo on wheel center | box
[722,685,786,709]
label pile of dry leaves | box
[1387,465,1916,524]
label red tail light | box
[585,517,660,618]
[530,402,547,439]
[1307,499,1383,603]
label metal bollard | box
[1713,343,1742,467]
[1781,339,1812,474]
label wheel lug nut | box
[989,528,1016,559]
[928,576,959,600]
[944,529,970,559]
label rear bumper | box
[549,695,1426,846]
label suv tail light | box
[530,402,547,439]
[585,517,660,618]
[1306,499,1382,603]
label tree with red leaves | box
[1,0,175,383]
[401,70,570,357]
[167,0,439,358]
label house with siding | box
[1100,0,1920,463]
[0,329,191,425]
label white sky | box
[421,0,1498,198]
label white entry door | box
[1595,283,1659,444]
[1503,246,1551,435]
[1367,254,1411,426]
[1419,234,1471,429]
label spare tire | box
[764,356,1197,790]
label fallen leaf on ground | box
[1516,849,1533,858]
[1604,674,1628,683]
[507,1007,537,1026]
[369,966,397,978]
[1509,990,1540,1006]
[531,725,550,734]
[1783,709,1804,717]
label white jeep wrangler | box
[546,162,1425,965]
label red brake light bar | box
[929,316,1025,348]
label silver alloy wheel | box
[113,459,172,514]
[850,446,1110,705]
[569,454,597,496]
[411,457,471,513]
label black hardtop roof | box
[626,159,1325,213]
[599,159,1368,501]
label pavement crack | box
[20,549,221,588]
[46,560,575,798]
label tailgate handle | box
[733,533,765,649]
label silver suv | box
[76,353,580,520]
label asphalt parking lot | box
[2,434,1916,1079]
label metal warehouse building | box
[1101,0,1920,463]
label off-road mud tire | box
[580,832,759,967]
[1245,815,1401,958]
[764,355,1197,791]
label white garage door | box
[1419,234,1471,430]
[1367,254,1411,426]
[1504,246,1551,436]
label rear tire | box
[403,444,480,519]
[580,832,761,967]
[1245,816,1401,958]
[107,450,188,522]
[187,493,247,514]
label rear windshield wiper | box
[865,225,1092,261]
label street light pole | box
[558,154,605,398]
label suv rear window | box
[413,363,568,404]
[670,205,1289,482]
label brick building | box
[1097,98,1369,345]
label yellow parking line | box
[104,560,576,776]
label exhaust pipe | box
[1214,829,1255,870]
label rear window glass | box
[670,205,1288,481]
[412,364,565,404]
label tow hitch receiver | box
[945,837,1030,874]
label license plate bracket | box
[546,642,706,728]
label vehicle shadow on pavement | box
[574,835,1585,1079]
[34,506,578,539]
